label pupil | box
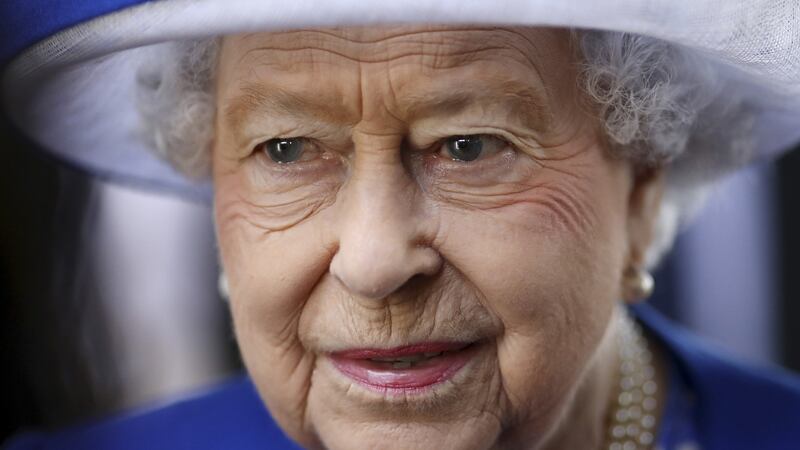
[447,136,483,162]
[266,138,303,163]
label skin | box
[212,26,665,449]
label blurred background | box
[1,117,799,442]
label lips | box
[328,342,477,393]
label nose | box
[330,150,441,300]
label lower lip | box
[329,344,476,394]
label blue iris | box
[265,138,304,163]
[446,136,483,162]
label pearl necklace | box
[605,312,659,450]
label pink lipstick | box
[329,342,477,393]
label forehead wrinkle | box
[237,26,511,54]
[236,44,516,70]
[266,26,503,45]
[232,26,558,70]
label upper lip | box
[330,342,473,360]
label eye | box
[441,135,507,162]
[444,135,482,162]
[261,138,305,164]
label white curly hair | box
[134,30,754,267]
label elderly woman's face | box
[213,26,658,449]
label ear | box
[622,167,665,303]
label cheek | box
[436,165,627,322]
[213,159,343,283]
[434,159,629,417]
[214,169,341,252]
[213,176,338,446]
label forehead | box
[217,26,577,131]
[223,26,571,63]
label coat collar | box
[633,303,800,449]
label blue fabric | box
[3,377,301,450]
[4,305,800,449]
[655,345,702,449]
[0,0,151,66]
[634,304,800,450]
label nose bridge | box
[330,136,441,300]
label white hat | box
[2,0,799,201]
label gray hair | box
[135,31,754,267]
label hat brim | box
[3,0,799,201]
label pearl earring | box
[218,272,229,301]
[623,266,654,300]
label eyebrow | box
[402,83,551,130]
[224,82,350,136]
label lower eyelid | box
[426,148,517,176]
[248,159,344,193]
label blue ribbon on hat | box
[0,0,149,65]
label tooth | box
[392,361,412,369]
[395,355,424,363]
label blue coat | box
[5,304,800,450]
